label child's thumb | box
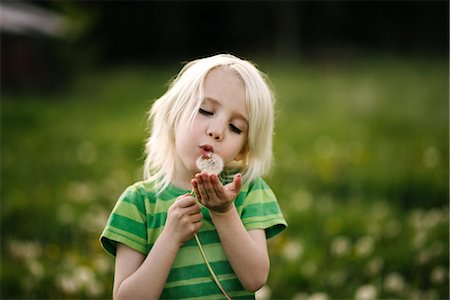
[231,173,242,192]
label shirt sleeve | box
[100,184,148,257]
[240,177,287,239]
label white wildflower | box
[355,236,375,257]
[384,272,405,293]
[430,265,447,285]
[355,284,378,300]
[308,292,329,300]
[93,255,112,274]
[196,153,224,175]
[330,235,351,257]
[424,209,444,228]
[8,240,42,260]
[27,259,44,279]
[78,206,109,233]
[67,181,94,203]
[255,285,271,300]
[57,273,79,294]
[365,257,384,276]
[73,265,95,287]
[86,278,104,297]
[417,249,432,265]
[282,240,303,261]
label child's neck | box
[170,176,193,191]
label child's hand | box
[191,172,242,214]
[164,194,202,245]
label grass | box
[1,56,448,299]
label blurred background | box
[1,1,448,299]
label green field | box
[2,56,448,299]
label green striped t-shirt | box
[100,177,287,299]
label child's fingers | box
[195,173,210,201]
[176,194,196,207]
[211,174,225,198]
[193,220,203,233]
[191,178,208,206]
[191,179,200,199]
[200,172,216,196]
[190,211,202,223]
[186,202,201,215]
[191,179,198,190]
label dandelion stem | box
[194,233,232,300]
[191,190,232,300]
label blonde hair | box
[144,54,275,191]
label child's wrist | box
[209,205,236,218]
[160,228,184,248]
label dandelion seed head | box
[355,236,375,257]
[196,153,224,175]
[309,292,330,300]
[366,257,384,276]
[355,284,378,300]
[330,235,351,257]
[57,274,79,294]
[8,240,42,260]
[27,259,44,279]
[282,240,303,261]
[255,285,272,300]
[430,265,447,285]
[384,272,405,293]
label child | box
[100,54,287,299]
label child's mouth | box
[200,144,214,158]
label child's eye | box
[229,123,242,134]
[199,108,213,116]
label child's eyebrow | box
[203,96,221,106]
[204,97,249,125]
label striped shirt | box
[100,177,287,299]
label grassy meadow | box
[1,56,448,299]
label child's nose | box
[208,130,223,141]
[207,124,224,141]
[209,133,221,141]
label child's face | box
[174,66,248,182]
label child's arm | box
[113,195,202,300]
[210,210,269,292]
[192,173,270,292]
